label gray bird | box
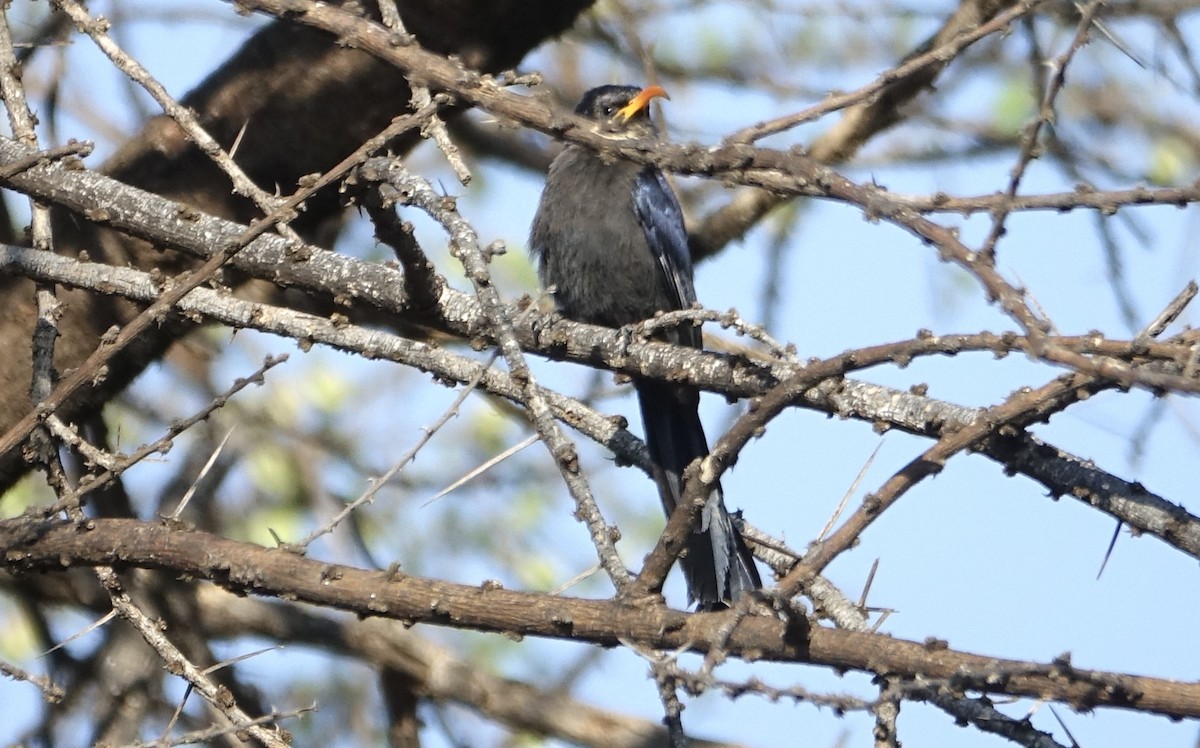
[529,84,761,609]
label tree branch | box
[3,516,1198,720]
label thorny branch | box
[4,516,1200,721]
[6,242,1198,563]
[3,0,1200,744]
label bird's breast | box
[531,149,675,328]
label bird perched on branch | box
[529,84,761,610]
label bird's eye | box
[603,105,615,116]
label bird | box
[529,84,762,610]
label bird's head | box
[573,84,669,138]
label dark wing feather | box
[630,164,761,608]
[631,167,701,347]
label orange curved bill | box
[616,85,669,122]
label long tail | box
[634,378,761,610]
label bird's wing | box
[632,167,701,347]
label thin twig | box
[375,0,471,184]
[93,567,291,747]
[298,351,500,548]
